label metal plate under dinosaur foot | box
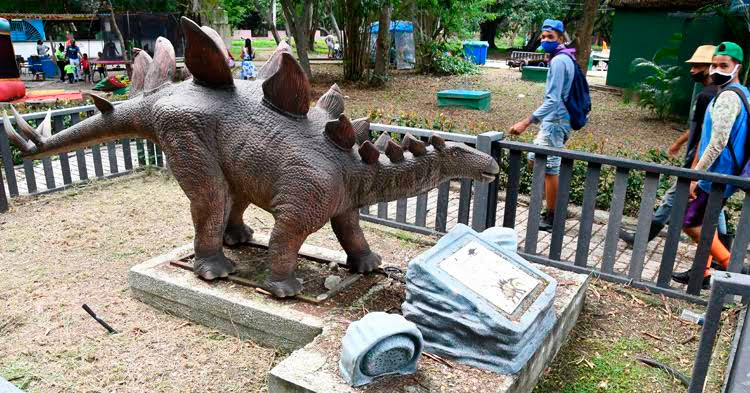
[171,241,362,304]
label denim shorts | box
[527,119,572,175]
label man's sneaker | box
[539,211,554,233]
[671,269,710,290]
[618,222,664,246]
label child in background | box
[81,54,91,83]
[95,52,107,81]
[64,63,76,84]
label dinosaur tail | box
[3,94,155,161]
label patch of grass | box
[0,359,41,390]
[536,338,679,393]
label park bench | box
[506,51,546,69]
[436,89,491,111]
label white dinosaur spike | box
[3,111,34,152]
[37,109,52,139]
[10,106,43,145]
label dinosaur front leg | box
[331,209,382,273]
[223,196,254,247]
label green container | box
[436,89,491,111]
[588,56,594,70]
[521,66,548,82]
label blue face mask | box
[540,41,559,53]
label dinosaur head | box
[428,135,500,183]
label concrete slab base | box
[267,267,589,393]
[128,234,353,352]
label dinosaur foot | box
[346,251,382,273]
[194,253,237,280]
[264,274,303,298]
[223,224,254,247]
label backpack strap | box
[720,87,750,173]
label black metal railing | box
[497,140,750,303]
[0,103,166,213]
[689,273,750,393]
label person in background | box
[672,42,749,289]
[95,52,107,81]
[509,19,576,232]
[63,62,75,84]
[240,38,256,80]
[36,40,49,57]
[81,53,91,83]
[325,34,336,58]
[55,43,67,81]
[65,40,81,82]
[619,45,728,246]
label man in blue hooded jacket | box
[509,19,575,232]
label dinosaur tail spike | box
[324,114,355,150]
[143,37,176,91]
[429,134,446,151]
[358,140,380,164]
[3,110,34,153]
[401,133,427,156]
[315,84,345,118]
[84,93,114,114]
[130,50,153,95]
[352,117,371,144]
[38,109,52,139]
[10,106,43,146]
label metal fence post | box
[0,166,7,213]
[471,131,503,232]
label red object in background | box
[0,79,25,102]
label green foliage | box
[417,40,481,75]
[628,58,685,120]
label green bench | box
[436,89,491,111]
[521,66,549,83]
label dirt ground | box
[0,173,740,392]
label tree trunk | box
[339,0,368,81]
[574,0,598,76]
[307,2,316,50]
[373,3,392,82]
[105,0,131,77]
[280,0,312,78]
[267,0,281,44]
[479,20,498,49]
[329,11,342,46]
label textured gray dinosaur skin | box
[3,17,500,298]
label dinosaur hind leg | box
[223,196,254,247]
[331,209,381,273]
[160,141,236,280]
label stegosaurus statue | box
[3,17,500,297]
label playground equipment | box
[0,17,26,101]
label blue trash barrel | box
[41,57,58,78]
[463,41,489,65]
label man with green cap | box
[672,41,750,289]
[619,44,727,246]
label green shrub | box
[417,39,481,76]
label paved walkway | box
[3,144,735,291]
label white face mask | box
[710,64,740,87]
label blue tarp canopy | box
[370,20,413,33]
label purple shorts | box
[683,188,719,228]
